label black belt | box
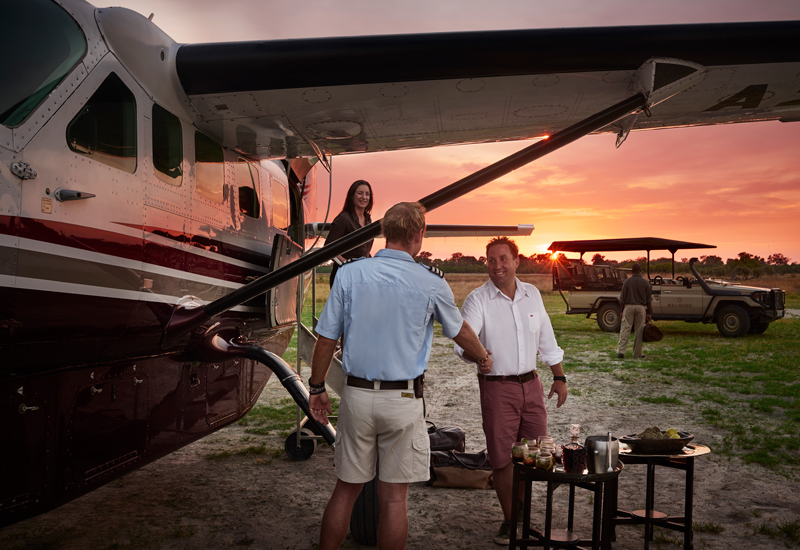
[478,371,538,383]
[347,376,411,390]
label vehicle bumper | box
[760,309,785,321]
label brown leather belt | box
[347,376,411,390]
[478,371,538,383]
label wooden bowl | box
[619,431,694,454]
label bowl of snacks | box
[619,427,694,454]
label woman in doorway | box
[327,179,374,287]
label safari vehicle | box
[549,238,786,337]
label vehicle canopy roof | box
[548,237,715,255]
[548,238,716,278]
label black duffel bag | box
[427,421,465,453]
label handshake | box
[477,349,493,374]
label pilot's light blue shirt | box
[316,248,464,381]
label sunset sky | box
[111,0,800,263]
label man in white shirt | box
[455,237,567,545]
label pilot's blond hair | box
[381,202,426,245]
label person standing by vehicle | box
[454,237,567,545]
[327,179,375,287]
[617,263,652,359]
[308,202,492,550]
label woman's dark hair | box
[341,179,373,217]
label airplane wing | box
[166,21,800,160]
[306,223,534,239]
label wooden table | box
[510,459,624,550]
[610,445,711,550]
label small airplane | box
[1,0,799,532]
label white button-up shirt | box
[454,278,563,375]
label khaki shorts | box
[334,383,429,484]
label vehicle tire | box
[350,475,380,546]
[597,303,621,333]
[284,428,316,461]
[749,320,770,335]
[716,305,751,337]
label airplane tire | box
[284,428,316,461]
[597,303,621,333]
[350,475,380,546]
[716,305,751,338]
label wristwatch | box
[553,375,567,383]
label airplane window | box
[195,132,224,203]
[152,104,183,186]
[237,159,259,218]
[0,0,86,127]
[66,73,136,173]
[272,178,289,230]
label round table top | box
[619,443,711,460]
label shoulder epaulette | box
[421,263,444,278]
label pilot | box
[617,262,653,359]
[307,201,492,550]
[454,237,566,546]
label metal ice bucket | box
[584,435,619,473]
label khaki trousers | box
[617,304,647,358]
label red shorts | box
[479,374,548,470]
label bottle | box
[561,423,587,474]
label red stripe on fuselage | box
[0,216,270,281]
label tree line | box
[414,250,797,278]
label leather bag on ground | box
[427,421,465,453]
[643,322,664,342]
[428,449,493,490]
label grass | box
[693,521,725,534]
[205,444,277,461]
[237,397,339,438]
[752,520,800,543]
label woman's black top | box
[327,210,373,286]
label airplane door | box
[267,234,302,327]
[15,57,146,364]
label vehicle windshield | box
[0,0,87,127]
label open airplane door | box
[266,234,303,327]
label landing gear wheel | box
[350,475,380,546]
[284,428,316,461]
[597,302,621,333]
[716,305,751,338]
[749,321,770,335]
